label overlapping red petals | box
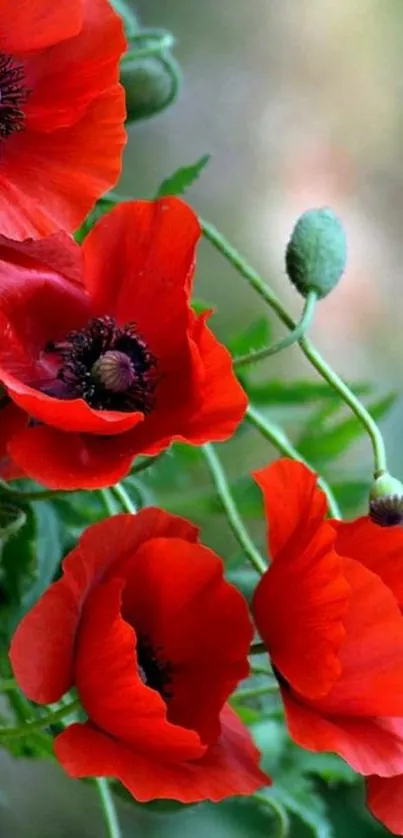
[10,510,269,802]
[252,459,403,834]
[0,197,247,489]
[0,0,126,239]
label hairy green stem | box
[112,483,137,514]
[201,217,388,478]
[0,698,80,740]
[202,444,267,575]
[235,290,317,367]
[95,778,122,838]
[246,404,342,519]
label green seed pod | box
[120,56,180,122]
[369,472,403,527]
[285,208,347,299]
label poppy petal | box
[318,557,403,717]
[0,86,126,239]
[8,426,135,490]
[83,197,201,367]
[25,0,125,131]
[122,538,253,744]
[76,577,205,761]
[178,316,247,444]
[0,232,82,286]
[10,511,198,703]
[333,517,403,609]
[55,706,269,802]
[0,0,82,53]
[283,691,403,777]
[1,369,144,435]
[252,524,349,699]
[367,774,403,835]
[254,459,328,561]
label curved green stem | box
[202,444,267,575]
[246,405,342,519]
[111,0,139,36]
[253,794,290,837]
[300,336,387,477]
[0,698,80,740]
[112,483,137,514]
[95,778,122,838]
[201,217,388,478]
[235,290,317,367]
[123,29,176,61]
[100,488,119,517]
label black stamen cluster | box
[46,316,158,413]
[0,54,30,139]
[136,635,173,701]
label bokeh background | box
[1,0,402,834]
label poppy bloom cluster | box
[0,0,126,240]
[10,509,269,801]
[252,458,403,836]
[0,196,247,489]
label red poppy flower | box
[0,197,247,489]
[251,459,403,834]
[10,509,269,802]
[0,0,126,239]
[0,401,26,480]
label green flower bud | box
[285,208,347,299]
[369,472,403,527]
[120,56,180,122]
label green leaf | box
[331,480,369,515]
[157,154,211,197]
[298,393,396,464]
[228,317,271,358]
[21,503,65,613]
[0,503,36,608]
[293,751,357,787]
[244,379,371,406]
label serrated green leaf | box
[0,502,26,539]
[157,154,211,197]
[298,393,396,464]
[268,778,333,838]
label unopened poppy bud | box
[120,56,180,122]
[285,208,347,299]
[369,473,403,527]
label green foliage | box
[298,393,396,465]
[157,154,211,197]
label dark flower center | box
[0,54,30,139]
[45,316,158,413]
[136,635,173,701]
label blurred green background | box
[1,0,402,834]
